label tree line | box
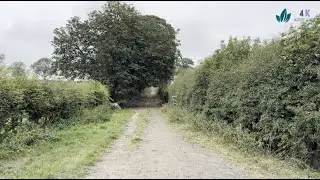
[0,54,54,79]
[2,2,194,105]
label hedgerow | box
[168,15,320,169]
[0,77,110,143]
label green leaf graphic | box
[280,9,287,22]
[276,15,281,22]
[286,13,291,22]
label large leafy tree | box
[52,2,180,102]
[9,61,26,77]
[31,57,54,80]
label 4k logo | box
[294,9,311,22]
[276,9,291,23]
[299,9,310,17]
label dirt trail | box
[85,108,249,179]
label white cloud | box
[0,1,319,67]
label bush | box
[0,78,110,142]
[158,85,169,103]
[0,122,58,159]
[168,15,320,169]
[80,104,112,124]
[168,68,196,108]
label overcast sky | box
[1,1,320,67]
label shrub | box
[0,78,110,142]
[0,122,58,159]
[0,77,26,134]
[168,15,320,169]
[158,85,169,103]
[80,104,112,124]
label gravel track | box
[85,108,248,179]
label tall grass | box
[163,105,320,178]
[0,109,134,178]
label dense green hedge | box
[0,78,110,142]
[169,16,320,168]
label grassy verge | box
[161,105,320,179]
[0,109,134,179]
[130,109,150,147]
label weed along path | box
[85,108,248,179]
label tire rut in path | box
[85,108,249,179]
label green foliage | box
[175,57,194,75]
[0,104,113,160]
[0,109,134,178]
[0,53,4,64]
[168,15,320,169]
[9,61,27,77]
[30,57,54,80]
[0,123,57,159]
[80,104,111,124]
[52,1,180,102]
[158,85,169,103]
[168,68,196,108]
[163,105,320,178]
[177,57,194,69]
[165,106,262,156]
[0,78,110,144]
[0,62,11,79]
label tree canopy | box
[52,2,180,102]
[9,61,26,77]
[31,57,54,80]
[0,54,4,64]
[177,57,194,69]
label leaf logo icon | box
[285,13,291,22]
[280,9,287,22]
[276,9,291,23]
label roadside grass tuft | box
[130,109,150,148]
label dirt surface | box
[85,108,249,179]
